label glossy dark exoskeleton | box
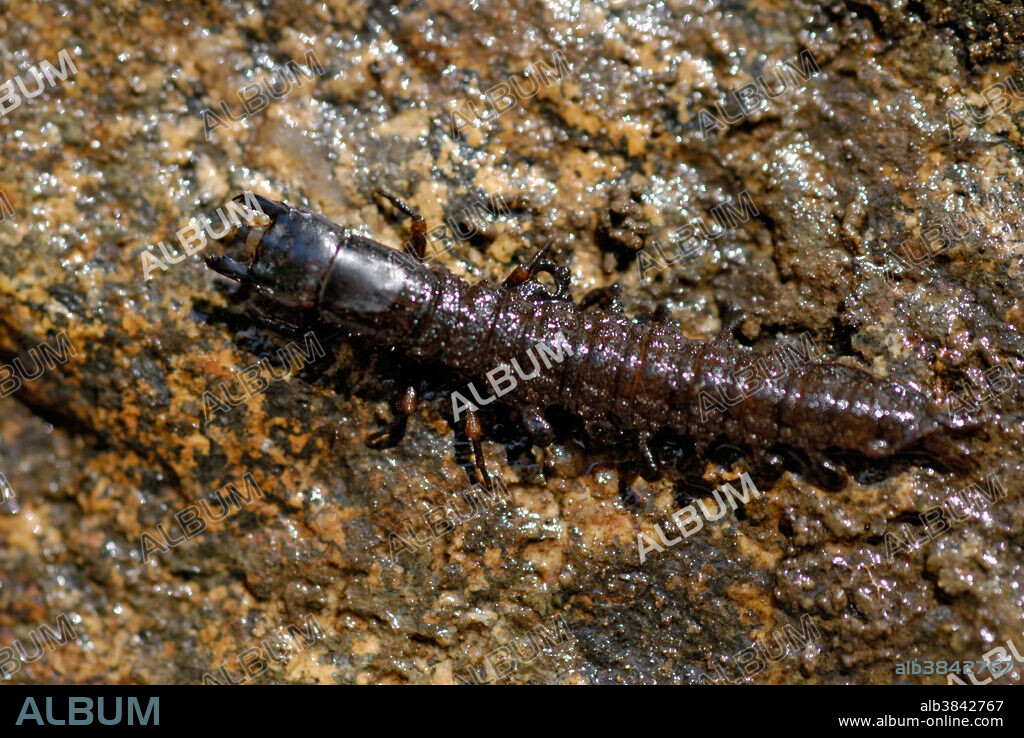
[205,194,434,337]
[206,192,976,492]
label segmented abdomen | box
[398,264,944,459]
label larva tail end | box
[919,420,981,475]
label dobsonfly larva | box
[205,191,975,491]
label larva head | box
[205,193,339,312]
[206,193,435,336]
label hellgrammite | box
[205,191,976,493]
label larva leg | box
[253,313,309,338]
[737,444,789,488]
[637,432,660,481]
[808,452,847,491]
[464,408,493,490]
[579,284,623,313]
[501,242,573,300]
[635,303,670,323]
[501,240,552,288]
[714,302,745,341]
[373,187,427,261]
[367,384,418,448]
[365,188,426,451]
[748,444,787,480]
[519,406,554,447]
[617,467,651,511]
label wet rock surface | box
[0,0,1022,684]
